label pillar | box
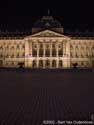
[43,60,46,69]
[37,43,39,57]
[50,43,52,57]
[43,44,46,57]
[56,43,59,57]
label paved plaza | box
[0,69,94,124]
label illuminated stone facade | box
[0,16,94,68]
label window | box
[46,60,50,67]
[16,53,20,58]
[52,48,56,57]
[11,54,14,58]
[0,47,3,50]
[59,49,63,57]
[76,46,79,50]
[46,44,49,49]
[22,45,25,49]
[34,44,37,49]
[0,54,3,58]
[52,60,56,68]
[40,44,43,49]
[16,45,20,49]
[32,60,37,68]
[46,49,50,57]
[52,44,56,49]
[22,53,25,57]
[39,49,43,57]
[70,45,73,49]
[39,60,43,67]
[75,53,79,58]
[11,46,14,50]
[59,60,63,68]
[32,49,37,57]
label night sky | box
[0,0,94,32]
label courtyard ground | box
[0,69,94,124]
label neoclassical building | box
[0,16,94,68]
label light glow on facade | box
[0,16,94,68]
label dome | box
[32,16,64,34]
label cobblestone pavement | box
[0,70,93,124]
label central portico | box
[25,29,71,69]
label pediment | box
[27,30,68,38]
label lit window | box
[17,45,20,49]
[34,44,37,49]
[17,53,19,58]
[22,45,25,49]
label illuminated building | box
[0,16,94,68]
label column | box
[37,43,39,57]
[63,41,66,56]
[56,60,59,68]
[43,60,46,69]
[66,40,70,68]
[56,43,59,57]
[43,43,46,57]
[37,43,39,68]
[25,39,29,57]
[30,42,33,57]
[50,43,52,57]
[37,59,39,68]
[25,39,30,67]
[50,60,52,69]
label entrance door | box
[32,60,37,68]
[59,60,63,68]
[92,61,94,68]
[52,60,56,68]
[39,60,43,68]
[0,60,3,67]
[45,60,50,68]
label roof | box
[0,30,94,39]
[32,16,64,34]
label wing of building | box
[0,16,94,68]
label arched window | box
[40,44,43,49]
[22,44,25,49]
[39,60,43,67]
[11,54,14,58]
[86,47,89,50]
[70,45,73,49]
[34,44,37,49]
[75,46,79,50]
[52,44,56,57]
[22,53,25,57]
[11,46,14,50]
[16,45,20,49]
[46,49,50,57]
[32,49,37,57]
[58,48,63,57]
[32,60,37,68]
[17,53,19,58]
[59,60,63,68]
[52,44,56,49]
[39,48,43,57]
[52,60,56,68]
[46,60,50,67]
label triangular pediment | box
[27,30,68,38]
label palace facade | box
[0,16,94,68]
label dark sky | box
[0,0,94,31]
